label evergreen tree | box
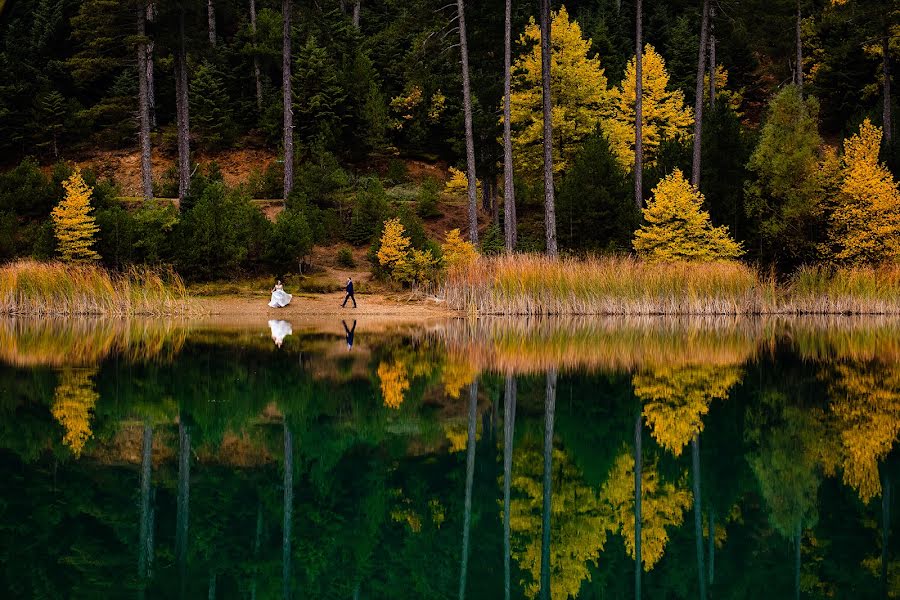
[268,208,312,274]
[293,36,346,147]
[51,168,101,262]
[191,61,234,151]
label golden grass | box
[0,260,193,316]
[442,255,900,316]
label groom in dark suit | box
[342,277,357,308]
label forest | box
[0,0,897,283]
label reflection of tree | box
[51,367,99,456]
[378,359,409,409]
[442,354,478,399]
[601,451,692,571]
[827,363,900,503]
[510,444,611,599]
[503,376,517,600]
[635,364,742,456]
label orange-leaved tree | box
[52,168,100,262]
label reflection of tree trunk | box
[708,510,715,587]
[251,499,262,600]
[690,0,710,188]
[540,0,557,256]
[883,474,891,600]
[692,436,707,600]
[502,0,516,253]
[176,422,190,599]
[540,369,557,600]
[503,376,517,600]
[458,382,478,600]
[283,422,293,600]
[138,424,153,597]
[634,409,642,599]
[794,521,801,600]
[634,0,643,210]
[208,572,216,599]
[456,0,478,245]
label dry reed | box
[0,260,194,316]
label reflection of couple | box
[269,319,356,350]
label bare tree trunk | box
[634,408,642,598]
[458,381,478,600]
[147,2,156,129]
[503,376,516,600]
[795,0,803,93]
[503,0,516,253]
[138,424,153,596]
[250,0,262,110]
[884,33,893,147]
[175,9,190,201]
[709,5,716,110]
[137,3,153,200]
[692,436,707,600]
[176,421,190,599]
[540,0,557,256]
[456,0,479,245]
[691,0,710,188]
[634,0,644,210]
[207,0,216,46]
[540,369,556,600]
[352,0,360,28]
[282,0,294,198]
[283,423,293,600]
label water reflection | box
[1,316,900,598]
[269,319,292,348]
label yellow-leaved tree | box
[828,119,900,264]
[440,228,478,269]
[604,45,693,170]
[445,166,481,196]
[377,218,411,275]
[633,169,743,261]
[508,6,611,179]
[52,168,100,262]
[51,367,99,456]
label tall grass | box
[442,255,776,315]
[0,260,193,316]
[442,255,900,315]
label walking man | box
[342,277,357,308]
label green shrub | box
[247,163,284,199]
[386,158,408,185]
[348,178,390,246]
[337,246,355,268]
[268,209,313,275]
[480,224,504,256]
[416,177,442,219]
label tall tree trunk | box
[176,421,190,599]
[503,0,516,253]
[175,9,190,201]
[456,0,479,245]
[540,369,557,600]
[882,474,891,600]
[250,0,262,110]
[634,0,644,210]
[283,423,293,600]
[692,436,707,600]
[884,33,893,147]
[503,376,516,600]
[352,0,360,28]
[708,5,716,110]
[207,0,216,46]
[795,0,803,93]
[147,2,156,129]
[634,408,642,599]
[282,0,294,198]
[138,424,153,596]
[691,0,710,188]
[540,0,557,256]
[137,3,153,200]
[458,381,478,600]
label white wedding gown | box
[268,284,292,308]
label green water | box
[1,316,898,599]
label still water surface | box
[1,316,899,599]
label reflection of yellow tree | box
[442,354,478,399]
[377,359,409,409]
[509,445,611,599]
[827,363,900,503]
[636,364,742,456]
[601,451,692,570]
[51,367,99,456]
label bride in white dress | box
[268,280,292,308]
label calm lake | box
[2,315,898,599]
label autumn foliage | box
[52,168,100,263]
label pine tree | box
[52,168,100,262]
[633,168,743,261]
[51,367,99,457]
[829,119,900,264]
[191,61,233,151]
[605,44,694,171]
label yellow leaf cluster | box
[51,367,99,456]
[508,6,611,179]
[444,166,481,196]
[377,218,411,271]
[633,169,743,261]
[829,119,900,264]
[389,86,445,130]
[377,359,409,409]
[440,228,478,270]
[52,168,100,263]
[605,45,694,170]
[441,353,478,399]
[703,65,743,116]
